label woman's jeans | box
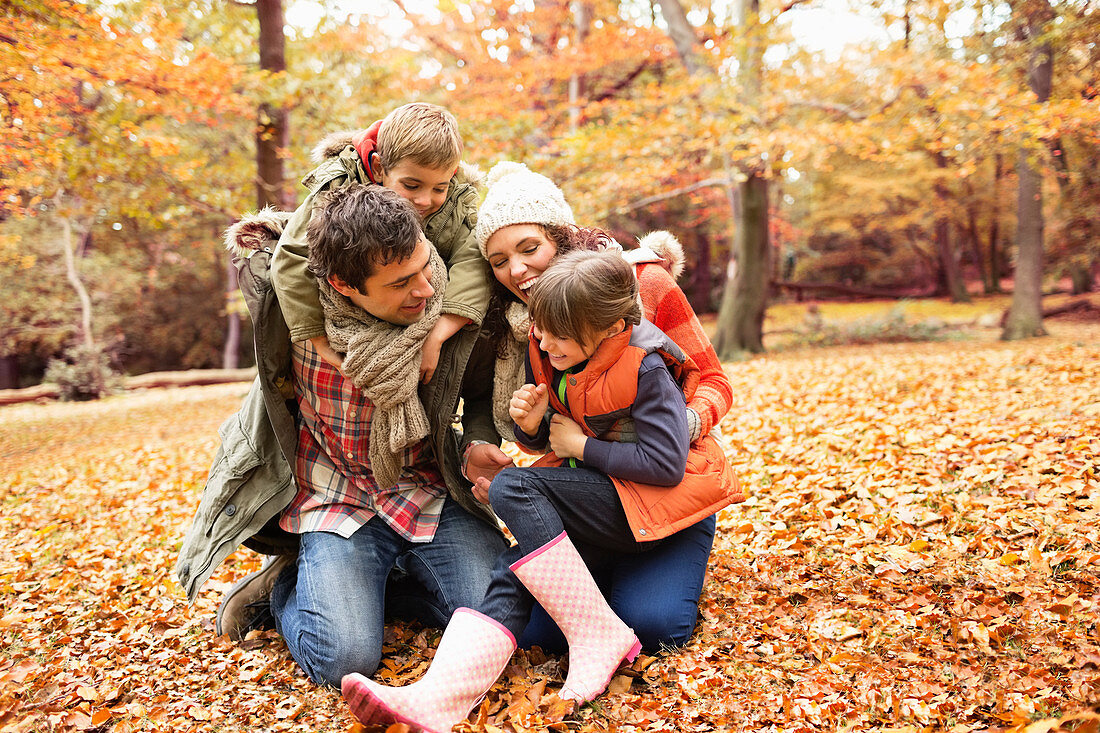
[477,465,715,650]
[521,513,716,651]
[270,497,506,687]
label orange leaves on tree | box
[2,0,250,215]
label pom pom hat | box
[474,162,575,257]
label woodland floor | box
[1,315,1098,732]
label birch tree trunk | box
[60,214,94,349]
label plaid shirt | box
[280,341,445,541]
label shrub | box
[44,344,122,401]
[792,305,954,348]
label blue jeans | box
[270,497,506,687]
[519,514,716,652]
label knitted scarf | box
[491,301,532,436]
[318,246,447,490]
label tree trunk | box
[715,172,769,356]
[987,152,1004,293]
[222,256,241,369]
[658,0,704,74]
[0,355,18,390]
[691,230,713,313]
[932,154,970,303]
[256,0,291,210]
[713,0,769,356]
[934,219,970,302]
[1002,32,1051,340]
[1068,261,1093,295]
[568,2,591,132]
[966,204,991,294]
[60,214,94,349]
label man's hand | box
[548,414,587,460]
[309,336,344,373]
[509,383,549,436]
[466,443,514,504]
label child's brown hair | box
[376,102,462,172]
[527,250,641,349]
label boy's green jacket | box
[272,132,490,344]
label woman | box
[463,162,740,653]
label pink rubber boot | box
[341,608,515,733]
[510,531,641,702]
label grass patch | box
[776,304,963,349]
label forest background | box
[2,0,1099,392]
[3,2,1100,732]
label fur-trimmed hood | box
[624,231,686,281]
[224,207,292,259]
[309,130,485,191]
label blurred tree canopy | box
[2,0,1098,385]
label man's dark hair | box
[307,184,423,290]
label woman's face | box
[484,224,558,303]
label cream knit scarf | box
[318,246,447,490]
[492,301,532,436]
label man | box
[175,185,505,688]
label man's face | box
[331,235,435,326]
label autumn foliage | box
[1,322,1097,732]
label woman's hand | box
[509,383,549,436]
[548,414,587,460]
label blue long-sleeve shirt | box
[514,351,689,486]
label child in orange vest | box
[342,250,740,732]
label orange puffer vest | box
[527,320,742,542]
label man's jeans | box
[270,497,506,687]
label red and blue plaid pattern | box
[279,342,445,541]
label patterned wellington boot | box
[510,531,641,702]
[341,608,515,733]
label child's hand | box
[510,383,549,436]
[309,336,345,374]
[549,414,587,460]
[421,314,469,383]
[419,336,443,384]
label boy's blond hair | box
[376,103,463,172]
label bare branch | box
[786,100,866,121]
[610,176,736,217]
[774,0,814,15]
[590,61,651,102]
[390,0,470,66]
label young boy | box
[272,102,489,382]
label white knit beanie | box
[474,162,575,257]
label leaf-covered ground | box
[2,322,1098,732]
